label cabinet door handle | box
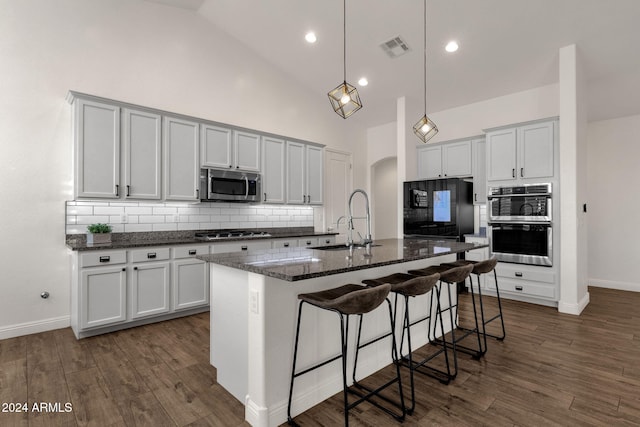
[241,245,248,251]
[99,256,110,263]
[147,252,156,259]
[512,168,516,178]
[115,184,119,196]
[474,193,478,202]
[126,185,130,197]
[134,266,138,270]
[515,272,523,277]
[188,249,197,255]
[520,167,524,177]
[264,193,267,202]
[515,285,523,291]
[196,188,200,199]
[306,241,312,245]
[325,239,331,244]
[284,243,289,247]
[122,268,126,272]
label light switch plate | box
[249,290,259,314]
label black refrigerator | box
[403,178,474,241]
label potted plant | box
[86,223,112,245]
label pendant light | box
[328,0,362,119]
[413,0,438,143]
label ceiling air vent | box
[380,36,411,58]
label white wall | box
[587,114,640,292]
[0,0,365,337]
[371,158,397,239]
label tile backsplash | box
[66,200,315,234]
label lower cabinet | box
[173,259,209,310]
[486,263,556,301]
[81,265,127,329]
[72,244,210,338]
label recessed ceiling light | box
[358,77,368,87]
[305,32,317,43]
[445,41,459,53]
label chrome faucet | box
[346,189,372,246]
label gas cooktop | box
[194,230,272,241]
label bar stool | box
[442,257,505,342]
[360,272,445,413]
[407,263,476,379]
[287,283,405,426]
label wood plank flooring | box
[1,286,639,426]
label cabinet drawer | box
[173,245,209,259]
[211,240,272,254]
[130,247,170,263]
[487,277,555,300]
[272,239,297,249]
[316,236,336,246]
[495,264,555,284]
[80,250,127,268]
[298,238,318,247]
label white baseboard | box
[589,278,640,293]
[0,316,70,340]
[558,291,590,315]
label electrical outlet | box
[120,214,128,223]
[249,290,259,314]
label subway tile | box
[188,215,211,223]
[94,206,124,215]
[66,205,93,215]
[138,215,165,224]
[124,206,153,215]
[152,206,178,215]
[152,223,178,231]
[124,224,153,232]
[76,215,110,224]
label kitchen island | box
[197,238,487,427]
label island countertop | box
[196,238,488,281]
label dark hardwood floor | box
[1,286,639,426]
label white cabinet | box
[262,136,286,203]
[486,263,556,301]
[73,98,121,199]
[272,239,297,249]
[201,126,260,172]
[78,250,127,330]
[286,142,323,205]
[417,140,472,179]
[472,138,486,204]
[123,109,162,200]
[172,244,209,311]
[211,240,272,254]
[486,120,555,182]
[71,244,210,338]
[164,116,200,201]
[316,235,336,246]
[201,124,233,169]
[130,248,171,319]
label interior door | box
[324,149,352,243]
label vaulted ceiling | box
[145,0,640,128]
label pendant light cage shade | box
[413,114,439,143]
[328,81,363,119]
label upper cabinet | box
[201,125,260,172]
[286,142,323,205]
[163,116,199,201]
[73,98,121,199]
[261,136,286,204]
[123,109,162,200]
[486,120,556,182]
[471,138,487,204]
[417,140,472,179]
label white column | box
[558,44,590,314]
[396,96,407,238]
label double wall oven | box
[488,183,553,267]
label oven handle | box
[489,221,551,226]
[487,193,551,199]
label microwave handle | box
[245,176,249,198]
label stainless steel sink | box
[311,244,381,251]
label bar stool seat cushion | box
[409,264,473,284]
[298,283,391,315]
[363,273,441,297]
[442,257,497,275]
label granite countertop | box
[196,238,488,281]
[66,228,338,251]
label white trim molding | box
[0,315,70,340]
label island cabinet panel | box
[123,108,162,200]
[81,266,127,329]
[163,116,200,201]
[74,99,121,199]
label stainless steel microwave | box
[199,168,261,202]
